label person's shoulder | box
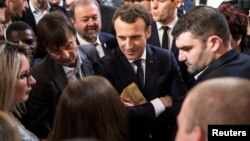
[99,32,115,39]
[147,44,172,55]
[100,4,116,12]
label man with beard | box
[71,0,118,59]
[23,11,94,140]
[172,5,250,86]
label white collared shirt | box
[63,51,83,79]
[29,1,51,24]
[76,33,105,58]
[156,15,178,50]
[128,47,165,117]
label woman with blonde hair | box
[0,111,21,141]
[0,41,38,141]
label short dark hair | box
[6,21,33,41]
[36,11,76,51]
[0,0,6,8]
[172,5,231,46]
[112,3,151,31]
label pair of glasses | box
[18,70,32,83]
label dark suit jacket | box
[24,47,94,139]
[194,49,250,85]
[147,22,194,88]
[93,45,187,141]
[100,3,116,35]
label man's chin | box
[61,60,76,68]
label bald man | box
[176,77,250,141]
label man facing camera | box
[94,3,187,141]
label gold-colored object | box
[120,82,147,105]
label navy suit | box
[194,49,250,86]
[24,46,94,139]
[94,45,187,141]
[148,22,194,88]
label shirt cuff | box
[150,98,165,117]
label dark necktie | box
[134,59,144,86]
[162,26,169,49]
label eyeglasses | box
[18,70,32,83]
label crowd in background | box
[0,0,250,141]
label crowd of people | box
[0,0,250,141]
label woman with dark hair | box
[51,76,128,141]
[218,3,250,55]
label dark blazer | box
[93,44,187,141]
[24,46,94,139]
[100,3,116,35]
[147,22,194,88]
[194,49,250,85]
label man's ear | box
[174,0,180,8]
[193,126,206,141]
[236,36,242,47]
[207,35,222,53]
[70,17,74,25]
[146,25,152,39]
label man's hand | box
[159,95,173,108]
[121,97,135,107]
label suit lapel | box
[116,48,143,91]
[148,22,161,47]
[47,56,68,94]
[144,45,157,99]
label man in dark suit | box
[148,0,193,87]
[94,3,187,141]
[23,11,94,140]
[71,0,118,59]
[172,5,250,86]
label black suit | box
[94,45,187,141]
[24,46,94,139]
[147,22,194,88]
[100,3,116,35]
[194,49,250,85]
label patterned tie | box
[162,26,169,49]
[134,59,144,86]
[93,43,105,58]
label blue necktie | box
[134,59,144,86]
